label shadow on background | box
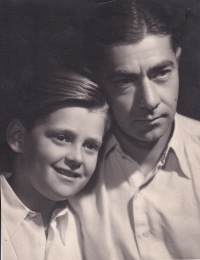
[1,0,200,148]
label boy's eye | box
[83,143,99,152]
[56,135,70,142]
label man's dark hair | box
[83,0,180,72]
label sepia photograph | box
[1,0,200,259]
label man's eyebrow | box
[108,70,138,80]
[148,60,175,75]
[108,61,175,79]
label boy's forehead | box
[32,106,106,135]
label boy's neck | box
[8,169,58,230]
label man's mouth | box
[54,167,81,178]
[136,115,163,122]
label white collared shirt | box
[1,174,83,260]
[69,114,200,260]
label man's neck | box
[113,123,173,176]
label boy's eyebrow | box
[86,137,103,146]
[45,128,103,144]
[147,60,175,75]
[45,128,73,136]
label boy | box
[1,70,110,260]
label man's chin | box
[119,128,162,148]
[128,134,160,148]
[113,121,171,148]
[127,125,173,148]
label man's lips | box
[54,167,81,178]
[135,115,164,122]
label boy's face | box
[99,35,181,144]
[20,106,105,201]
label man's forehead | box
[102,35,173,57]
[99,35,175,75]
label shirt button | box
[157,165,161,170]
[122,154,126,159]
[143,231,149,237]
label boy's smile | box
[53,166,81,178]
[19,106,105,201]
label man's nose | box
[64,145,83,170]
[137,78,160,111]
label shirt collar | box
[103,131,118,157]
[1,173,69,244]
[103,114,191,179]
[1,173,30,238]
[167,113,191,179]
[50,202,69,245]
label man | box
[69,0,200,259]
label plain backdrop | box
[1,0,200,145]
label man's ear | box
[6,119,26,153]
[175,47,182,64]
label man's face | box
[20,107,105,201]
[99,35,181,143]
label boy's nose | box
[138,78,160,111]
[64,146,83,170]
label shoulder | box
[176,114,200,139]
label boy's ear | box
[6,120,26,153]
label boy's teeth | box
[56,168,79,178]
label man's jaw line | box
[113,118,174,150]
[112,121,159,149]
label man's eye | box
[114,78,133,86]
[119,78,133,84]
[153,69,171,80]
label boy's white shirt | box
[1,173,83,260]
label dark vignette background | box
[1,0,200,148]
